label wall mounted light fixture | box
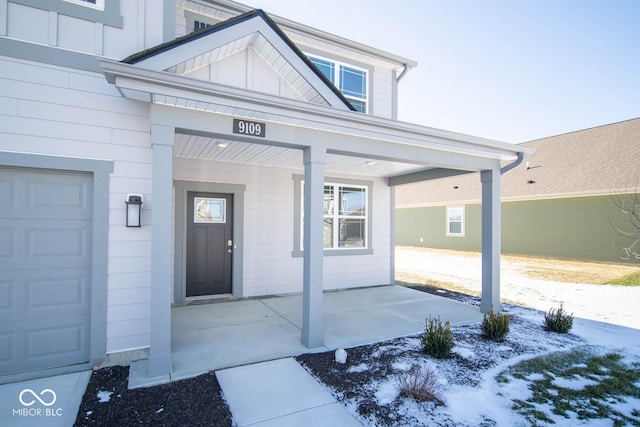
[125,194,143,227]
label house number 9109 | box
[233,119,266,137]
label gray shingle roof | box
[396,118,640,207]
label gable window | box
[64,0,104,10]
[446,206,465,237]
[308,55,368,113]
[194,20,212,32]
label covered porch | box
[129,285,482,387]
[98,10,531,382]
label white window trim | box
[446,205,465,237]
[307,53,369,113]
[64,0,104,11]
[292,175,373,257]
[300,182,369,251]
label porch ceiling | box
[174,133,427,178]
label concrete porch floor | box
[167,285,482,382]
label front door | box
[186,192,233,297]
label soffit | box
[173,133,426,178]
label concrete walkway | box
[0,370,91,427]
[0,286,482,425]
[217,358,362,426]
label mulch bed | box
[72,283,478,426]
[74,366,232,426]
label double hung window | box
[308,55,368,113]
[446,206,465,237]
[295,178,371,255]
[322,184,367,249]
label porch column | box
[301,145,326,348]
[480,169,502,313]
[147,124,174,377]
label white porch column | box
[480,168,502,313]
[147,124,174,377]
[301,145,325,348]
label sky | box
[248,0,640,143]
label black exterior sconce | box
[125,194,143,227]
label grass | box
[496,346,640,426]
[607,271,640,286]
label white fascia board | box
[127,17,350,110]
[194,0,417,69]
[100,59,528,163]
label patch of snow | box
[391,360,413,371]
[496,345,513,352]
[96,390,112,403]
[436,289,447,294]
[347,363,369,373]
[375,380,399,406]
[552,375,599,390]
[452,345,475,358]
[526,372,545,381]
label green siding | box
[396,195,640,264]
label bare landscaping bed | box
[74,282,640,427]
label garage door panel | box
[0,167,92,376]
[0,269,89,319]
[0,169,91,220]
[0,279,14,311]
[0,332,14,365]
[0,220,91,270]
[26,222,91,267]
[0,318,88,374]
[0,228,14,259]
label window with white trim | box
[308,55,368,113]
[446,206,465,237]
[64,0,104,10]
[323,184,367,248]
[300,182,369,250]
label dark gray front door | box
[186,192,233,297]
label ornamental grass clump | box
[543,304,574,333]
[421,316,454,359]
[396,364,443,404]
[481,306,510,341]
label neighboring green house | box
[395,118,640,264]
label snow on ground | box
[302,248,640,426]
[396,247,640,330]
[348,304,640,426]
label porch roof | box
[100,56,531,180]
[99,6,531,181]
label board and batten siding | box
[174,157,392,297]
[395,195,639,264]
[0,55,154,355]
[3,1,162,60]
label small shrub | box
[482,306,510,341]
[396,364,443,403]
[543,304,574,333]
[421,316,454,359]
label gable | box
[123,10,355,111]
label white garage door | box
[0,167,92,376]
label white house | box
[0,0,531,382]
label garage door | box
[0,167,92,375]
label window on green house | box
[447,206,465,237]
